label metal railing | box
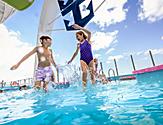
[108,68,116,81]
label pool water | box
[0,71,163,125]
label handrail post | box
[114,59,119,76]
[108,68,116,81]
[149,50,155,66]
[100,62,104,74]
[130,55,136,71]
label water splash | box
[57,64,81,84]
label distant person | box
[3,81,6,87]
[68,24,95,87]
[98,73,109,84]
[10,81,12,86]
[11,81,19,86]
[101,73,109,84]
[94,58,98,76]
[0,80,5,88]
[19,85,28,91]
[0,90,4,93]
[10,35,58,92]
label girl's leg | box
[80,60,88,87]
[88,60,95,84]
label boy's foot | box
[43,87,48,93]
[82,81,87,87]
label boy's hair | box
[40,35,52,44]
[76,31,87,39]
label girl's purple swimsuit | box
[80,40,93,65]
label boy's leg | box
[34,81,41,89]
[88,60,95,84]
[43,81,48,92]
[51,71,56,83]
[80,60,88,87]
[43,66,54,92]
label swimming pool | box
[0,78,162,125]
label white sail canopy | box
[37,0,61,40]
[0,0,15,23]
[37,0,106,36]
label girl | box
[68,24,95,87]
[10,35,58,92]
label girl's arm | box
[72,24,91,43]
[10,47,37,70]
[68,43,80,64]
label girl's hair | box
[40,35,52,44]
[76,31,87,40]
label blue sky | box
[0,0,163,81]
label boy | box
[11,35,58,92]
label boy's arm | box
[68,43,80,64]
[72,24,91,43]
[50,49,58,69]
[10,47,37,70]
[50,50,59,82]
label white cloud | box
[0,24,35,82]
[138,0,163,22]
[94,53,101,58]
[93,54,103,61]
[92,0,128,28]
[92,30,118,51]
[135,51,144,56]
[106,48,115,54]
[161,36,163,40]
[124,48,163,57]
[107,55,123,64]
[122,49,163,57]
[144,48,163,56]
[124,25,128,29]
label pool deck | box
[132,64,163,75]
[108,64,163,82]
[108,74,136,81]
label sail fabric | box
[37,0,61,39]
[0,1,15,23]
[58,0,94,30]
[38,0,104,33]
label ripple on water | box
[0,79,162,125]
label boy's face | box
[43,38,52,47]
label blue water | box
[0,77,163,125]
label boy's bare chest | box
[43,50,51,57]
[37,47,51,57]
